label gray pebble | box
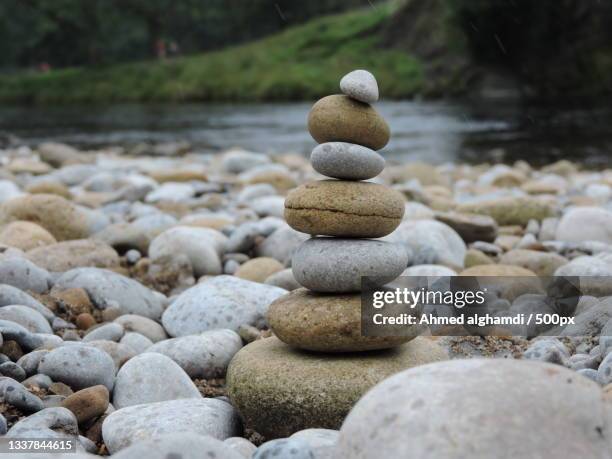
[339,69,379,103]
[597,352,612,385]
[22,373,53,390]
[577,368,600,383]
[0,258,50,293]
[0,377,44,412]
[292,238,408,293]
[311,142,384,180]
[523,339,569,366]
[254,438,315,459]
[83,322,124,342]
[38,344,116,391]
[0,361,25,381]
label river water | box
[1,101,611,166]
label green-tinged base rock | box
[226,336,448,438]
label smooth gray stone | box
[224,437,257,458]
[112,352,201,409]
[22,373,53,389]
[162,276,286,336]
[311,142,384,180]
[339,69,379,103]
[17,350,49,377]
[38,344,116,391]
[578,368,600,383]
[0,305,52,334]
[83,323,124,342]
[6,407,78,438]
[54,268,165,320]
[292,238,408,292]
[119,332,153,354]
[113,433,244,459]
[0,258,50,293]
[0,320,43,351]
[0,377,44,412]
[0,362,25,381]
[102,398,240,453]
[597,352,612,385]
[336,359,609,459]
[254,438,315,459]
[0,284,55,320]
[114,314,167,342]
[147,329,242,379]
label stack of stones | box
[227,70,447,438]
[272,69,414,352]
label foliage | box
[0,4,423,104]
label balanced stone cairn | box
[227,70,447,438]
[273,69,414,352]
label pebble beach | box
[0,70,611,458]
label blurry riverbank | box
[1,101,611,167]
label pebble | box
[0,305,52,334]
[457,196,554,226]
[235,257,284,283]
[0,284,53,319]
[0,257,51,293]
[264,268,301,290]
[0,194,90,241]
[499,249,568,277]
[308,95,389,150]
[597,352,612,385]
[114,314,167,342]
[54,267,165,319]
[61,385,109,424]
[0,221,57,251]
[112,352,201,408]
[254,438,315,459]
[434,211,498,243]
[6,406,78,440]
[162,275,286,336]
[0,361,26,381]
[119,332,153,353]
[26,239,120,272]
[339,69,379,103]
[310,142,384,180]
[149,226,227,277]
[147,329,243,378]
[336,359,609,458]
[38,344,116,391]
[285,180,405,238]
[269,288,415,352]
[523,339,569,365]
[222,149,271,174]
[112,433,245,459]
[0,377,44,412]
[83,323,124,342]
[102,398,240,453]
[556,206,612,244]
[255,225,309,264]
[292,238,408,292]
[384,220,466,268]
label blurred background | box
[1,0,611,165]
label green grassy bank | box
[0,4,425,105]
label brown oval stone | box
[76,312,96,330]
[284,180,404,238]
[268,289,416,352]
[308,95,390,150]
[235,257,284,283]
[61,385,109,424]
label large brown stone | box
[308,95,390,150]
[0,221,57,251]
[0,194,89,241]
[227,336,448,439]
[285,180,404,238]
[268,288,415,352]
[27,239,120,272]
